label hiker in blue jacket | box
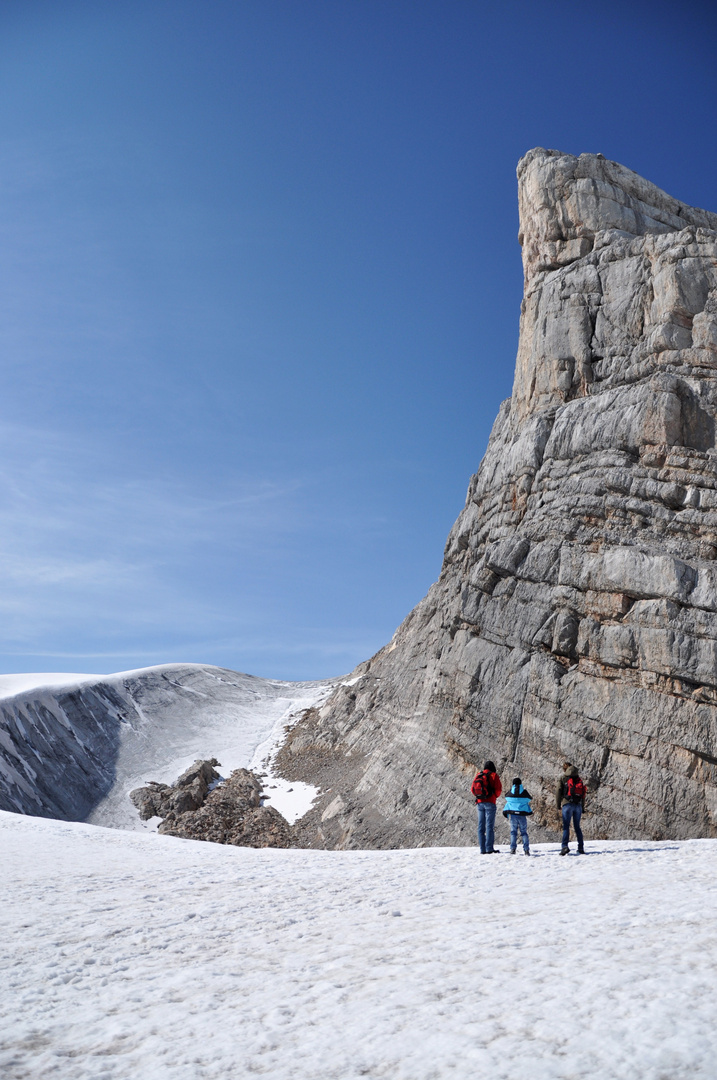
[502,777,532,855]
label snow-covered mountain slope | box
[1,810,715,1080]
[0,664,336,829]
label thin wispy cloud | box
[0,420,392,674]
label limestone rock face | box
[131,760,295,848]
[279,148,717,848]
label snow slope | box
[1,810,715,1080]
[0,664,336,829]
[0,673,96,697]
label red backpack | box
[471,770,494,803]
[566,776,586,804]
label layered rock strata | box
[279,148,717,847]
[131,759,294,847]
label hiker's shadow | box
[597,845,681,855]
[533,846,681,856]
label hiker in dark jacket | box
[556,762,585,855]
[471,760,502,854]
[502,777,532,855]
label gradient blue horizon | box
[0,0,715,679]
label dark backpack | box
[566,776,586,804]
[472,770,494,803]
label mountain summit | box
[280,149,717,848]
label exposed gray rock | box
[279,148,717,848]
[131,760,295,848]
[130,758,222,819]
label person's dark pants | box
[561,804,583,849]
[477,802,497,853]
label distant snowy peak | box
[0,663,337,830]
[0,672,97,699]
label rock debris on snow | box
[130,759,295,847]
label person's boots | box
[577,843,585,855]
[560,846,569,856]
[510,848,516,854]
[524,848,530,856]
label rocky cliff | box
[279,148,717,848]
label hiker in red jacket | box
[556,762,586,855]
[471,760,502,854]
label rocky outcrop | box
[131,759,294,847]
[278,148,717,848]
[130,758,223,819]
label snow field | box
[1,811,716,1080]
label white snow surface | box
[0,672,96,698]
[249,693,326,824]
[2,811,716,1080]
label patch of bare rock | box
[130,759,294,847]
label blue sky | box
[0,0,715,679]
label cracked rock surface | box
[279,148,717,849]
